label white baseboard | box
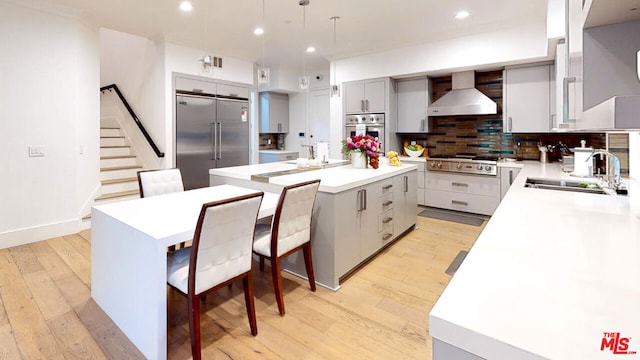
[0,219,87,249]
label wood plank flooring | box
[0,210,484,359]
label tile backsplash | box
[398,70,607,163]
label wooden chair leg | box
[259,255,265,272]
[168,245,176,252]
[271,257,286,316]
[302,243,316,292]
[188,293,202,360]
[243,272,258,336]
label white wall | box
[0,1,100,248]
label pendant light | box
[257,0,270,85]
[330,16,341,97]
[298,0,310,91]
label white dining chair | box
[137,168,186,250]
[253,179,320,316]
[166,191,264,360]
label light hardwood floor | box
[0,210,484,359]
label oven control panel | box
[427,159,497,176]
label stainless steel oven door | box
[345,125,385,153]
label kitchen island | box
[210,160,418,290]
[430,161,640,359]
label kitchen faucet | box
[586,150,621,189]
[301,145,315,159]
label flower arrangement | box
[341,134,381,169]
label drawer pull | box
[452,200,468,206]
[452,182,468,187]
[382,184,393,190]
[382,233,393,241]
[383,217,393,224]
[383,200,393,206]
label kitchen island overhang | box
[210,160,419,290]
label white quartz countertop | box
[210,159,417,194]
[430,161,640,359]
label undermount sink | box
[524,177,609,195]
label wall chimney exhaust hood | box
[428,71,497,116]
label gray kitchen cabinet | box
[393,171,418,237]
[397,78,428,132]
[258,150,299,163]
[333,184,378,275]
[344,79,386,114]
[425,171,501,216]
[500,166,522,199]
[503,65,552,133]
[259,92,289,133]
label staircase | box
[95,125,143,204]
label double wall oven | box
[345,114,385,153]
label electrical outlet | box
[29,145,45,157]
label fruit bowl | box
[404,147,425,157]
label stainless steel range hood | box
[428,71,497,116]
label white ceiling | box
[29,0,640,72]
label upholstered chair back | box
[138,169,184,198]
[187,193,263,295]
[273,180,320,257]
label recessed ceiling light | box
[455,10,470,19]
[306,46,316,53]
[254,27,264,35]
[179,1,193,12]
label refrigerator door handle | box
[211,122,216,160]
[217,122,222,160]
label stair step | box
[101,137,127,147]
[101,165,142,172]
[96,189,140,201]
[100,128,121,137]
[101,146,132,157]
[100,155,136,160]
[100,156,138,168]
[101,177,138,185]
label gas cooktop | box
[425,155,499,176]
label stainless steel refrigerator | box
[176,94,250,190]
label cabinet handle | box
[509,170,514,185]
[383,217,393,224]
[362,189,367,210]
[382,233,393,241]
[420,119,425,132]
[452,182,468,187]
[357,190,363,211]
[452,200,468,206]
[361,100,365,112]
[550,114,555,130]
[404,176,408,192]
[217,123,222,159]
[383,184,393,190]
[383,200,393,206]
[286,155,294,160]
[365,99,370,112]
[508,117,513,132]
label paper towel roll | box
[317,142,329,163]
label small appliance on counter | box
[572,140,594,177]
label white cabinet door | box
[345,82,366,113]
[500,167,521,199]
[503,65,551,133]
[397,78,428,132]
[364,80,386,113]
[393,171,417,235]
[344,80,386,114]
[259,92,289,133]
